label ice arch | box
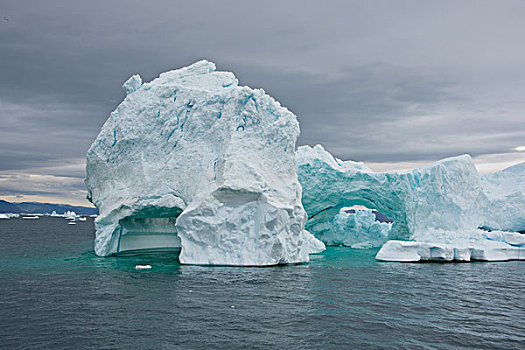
[296,145,487,244]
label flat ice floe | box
[377,230,525,262]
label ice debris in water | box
[85,60,324,266]
[296,144,525,262]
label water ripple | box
[0,219,524,349]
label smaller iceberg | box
[64,211,78,221]
[376,230,525,262]
[0,213,19,219]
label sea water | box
[0,217,524,349]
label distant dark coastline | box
[0,200,98,215]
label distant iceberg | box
[64,211,77,220]
[296,144,525,262]
[85,60,323,266]
[0,213,19,219]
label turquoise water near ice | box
[1,217,524,349]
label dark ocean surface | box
[1,217,524,349]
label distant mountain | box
[0,200,21,213]
[0,200,98,215]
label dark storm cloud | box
[1,0,525,204]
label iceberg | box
[296,144,525,262]
[2,213,20,218]
[64,211,77,220]
[86,60,323,265]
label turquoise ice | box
[297,144,525,261]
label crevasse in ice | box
[85,60,324,265]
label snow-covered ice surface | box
[86,60,323,265]
[297,144,525,262]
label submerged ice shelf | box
[85,60,323,266]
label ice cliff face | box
[481,162,525,232]
[86,60,323,265]
[297,144,525,261]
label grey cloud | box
[1,0,525,204]
[0,172,86,198]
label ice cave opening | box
[114,207,183,256]
[115,217,181,256]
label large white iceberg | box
[296,144,525,261]
[86,60,323,265]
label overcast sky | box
[1,0,525,206]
